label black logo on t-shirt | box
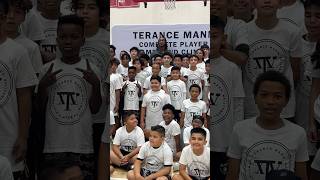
[188,161,210,178]
[212,75,230,125]
[170,85,182,101]
[0,61,13,106]
[149,95,162,112]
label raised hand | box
[39,63,62,89]
[76,59,100,87]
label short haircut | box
[211,15,226,32]
[120,52,131,61]
[174,54,183,60]
[133,58,144,66]
[0,0,9,14]
[72,0,107,17]
[110,45,116,51]
[253,70,291,99]
[57,15,84,35]
[189,84,201,93]
[196,48,205,56]
[153,54,162,60]
[122,110,137,122]
[191,127,206,139]
[190,54,200,60]
[130,46,139,52]
[304,0,320,8]
[162,103,175,113]
[152,62,161,69]
[9,0,28,12]
[162,51,173,59]
[182,54,190,59]
[110,58,120,66]
[193,115,204,124]
[171,66,181,72]
[151,125,165,137]
[150,75,161,83]
[128,66,136,71]
[140,54,150,61]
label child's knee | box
[127,170,135,179]
[156,176,169,180]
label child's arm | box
[202,113,208,128]
[179,164,192,180]
[114,89,120,113]
[146,166,171,180]
[174,134,181,152]
[140,107,146,129]
[137,83,142,97]
[295,162,308,180]
[133,159,144,179]
[123,146,141,162]
[112,144,124,160]
[180,112,185,128]
[162,84,169,94]
[225,158,240,180]
[290,57,301,87]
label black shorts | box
[120,149,131,156]
[189,175,210,180]
[140,169,171,180]
[211,152,228,180]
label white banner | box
[111,24,210,58]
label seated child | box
[183,115,210,147]
[127,125,173,180]
[173,128,210,180]
[110,111,145,169]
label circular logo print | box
[188,74,201,86]
[186,106,201,126]
[121,139,137,152]
[126,83,137,101]
[246,39,288,83]
[49,74,88,125]
[212,75,230,125]
[242,140,293,180]
[149,95,162,112]
[169,85,182,101]
[188,161,210,178]
[143,155,162,173]
[0,61,13,106]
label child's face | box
[163,109,174,123]
[196,50,204,61]
[110,48,115,58]
[305,5,320,40]
[232,0,254,15]
[189,57,198,67]
[154,57,163,65]
[254,0,280,16]
[128,69,136,80]
[162,55,172,65]
[205,63,210,73]
[189,133,206,150]
[130,50,138,58]
[110,64,118,73]
[57,24,84,59]
[133,61,141,71]
[190,87,200,99]
[192,119,203,128]
[121,56,129,66]
[173,57,182,67]
[254,80,288,120]
[182,57,189,68]
[149,131,164,147]
[125,114,138,128]
[202,47,209,57]
[6,5,25,33]
[171,70,180,80]
[76,0,100,27]
[150,79,161,91]
[152,64,161,75]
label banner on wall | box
[111,24,210,58]
[110,0,140,8]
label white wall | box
[110,1,210,41]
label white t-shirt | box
[160,65,172,78]
[116,64,128,80]
[37,14,58,55]
[179,145,210,179]
[225,16,249,49]
[311,148,320,171]
[183,126,210,147]
[196,62,205,72]
[20,8,45,41]
[277,0,305,32]
[167,66,188,77]
[181,99,207,128]
[143,66,152,77]
[159,120,180,153]
[167,79,187,110]
[0,156,13,180]
[244,19,302,119]
[113,126,145,153]
[14,34,43,74]
[39,58,100,154]
[227,117,309,180]
[110,73,122,113]
[143,75,167,92]
[185,68,205,99]
[212,56,245,152]
[122,80,141,110]
[0,38,38,171]
[142,90,171,129]
[137,141,173,177]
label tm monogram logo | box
[151,101,159,108]
[254,160,282,175]
[212,93,220,106]
[128,90,135,96]
[253,56,276,72]
[171,90,179,98]
[57,92,79,111]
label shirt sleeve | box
[181,100,186,112]
[183,127,190,144]
[289,27,303,58]
[137,143,147,160]
[113,128,122,145]
[232,65,245,98]
[163,145,173,166]
[234,20,249,48]
[172,122,181,136]
[227,125,242,159]
[201,101,207,114]
[311,149,320,171]
[142,94,148,108]
[179,146,189,165]
[295,129,309,162]
[137,128,146,146]
[16,48,38,88]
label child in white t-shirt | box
[172,128,210,180]
[226,71,309,180]
[183,116,210,147]
[141,76,171,138]
[127,125,173,180]
[180,84,207,128]
[160,52,173,78]
[143,63,168,94]
[185,55,205,99]
[109,59,122,129]
[122,66,142,112]
[117,52,130,81]
[159,104,181,161]
[167,66,187,121]
[110,111,145,169]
